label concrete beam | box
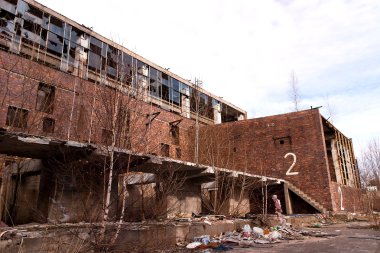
[284,183,293,215]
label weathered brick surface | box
[0,50,196,160]
[0,51,363,213]
[192,109,361,211]
[330,182,365,212]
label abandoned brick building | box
[0,0,363,225]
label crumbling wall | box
[330,182,365,212]
[193,109,336,211]
[0,50,195,161]
[44,160,106,223]
[225,188,250,217]
[123,183,156,221]
[0,159,42,224]
[166,181,202,218]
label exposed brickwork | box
[0,50,363,215]
[330,182,365,212]
[0,50,196,160]
[192,109,362,211]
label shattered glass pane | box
[0,9,15,32]
[49,15,63,36]
[47,31,63,57]
[172,78,180,92]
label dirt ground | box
[231,222,380,253]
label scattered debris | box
[177,221,339,251]
[314,213,336,225]
[186,241,202,249]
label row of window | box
[6,105,55,133]
[5,80,55,131]
[160,143,181,159]
[0,0,243,122]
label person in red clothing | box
[272,195,285,225]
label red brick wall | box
[193,109,335,210]
[330,182,365,212]
[0,50,196,161]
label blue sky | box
[37,0,380,154]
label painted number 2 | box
[284,152,299,176]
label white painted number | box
[284,152,299,176]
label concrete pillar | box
[213,103,222,124]
[134,65,149,102]
[166,181,201,218]
[228,189,250,216]
[284,183,293,215]
[181,87,190,118]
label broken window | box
[0,9,15,31]
[106,45,118,79]
[160,143,169,157]
[36,82,55,113]
[161,83,170,102]
[88,36,103,73]
[137,60,148,76]
[42,117,55,133]
[171,90,180,106]
[27,4,43,19]
[221,103,241,123]
[70,26,84,44]
[171,78,181,106]
[68,42,80,64]
[47,32,63,57]
[135,60,149,89]
[149,67,160,98]
[161,73,170,101]
[90,43,101,56]
[23,19,41,35]
[120,52,132,85]
[49,15,64,36]
[190,90,213,119]
[40,28,47,41]
[162,72,169,86]
[170,125,179,145]
[198,93,213,119]
[6,106,29,129]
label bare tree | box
[288,70,300,112]
[197,124,263,217]
[324,94,334,123]
[359,138,380,215]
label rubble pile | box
[178,223,339,251]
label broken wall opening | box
[0,158,42,225]
[288,190,319,214]
[322,118,360,188]
[249,184,284,215]
[36,82,55,114]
